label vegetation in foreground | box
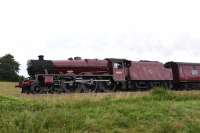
[0,82,200,133]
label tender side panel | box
[129,61,173,81]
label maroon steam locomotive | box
[16,55,200,93]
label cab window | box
[113,63,123,69]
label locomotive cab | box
[113,62,126,81]
[105,58,131,90]
[106,58,131,81]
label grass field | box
[1,82,200,133]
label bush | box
[151,87,176,100]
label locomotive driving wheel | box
[30,82,41,94]
[94,81,116,92]
[75,83,91,93]
[60,81,71,93]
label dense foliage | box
[0,54,22,81]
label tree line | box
[0,54,24,81]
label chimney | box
[38,55,44,60]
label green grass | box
[0,82,200,132]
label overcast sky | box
[1,0,200,76]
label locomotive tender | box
[16,55,200,93]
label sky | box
[1,0,200,76]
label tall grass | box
[0,82,200,132]
[151,87,176,100]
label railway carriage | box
[165,62,200,90]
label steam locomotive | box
[16,55,200,93]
